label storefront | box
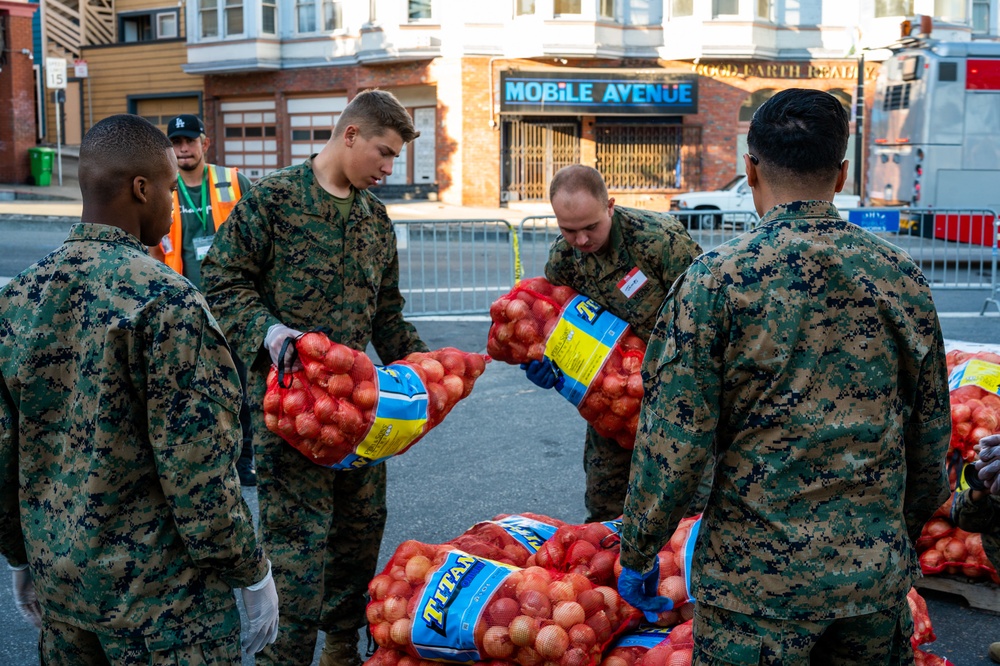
[497,68,701,206]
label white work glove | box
[239,560,279,654]
[11,565,42,628]
[264,324,304,374]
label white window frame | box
[261,0,277,35]
[408,0,433,22]
[157,11,178,38]
[198,0,246,40]
[554,0,582,16]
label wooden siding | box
[48,40,205,140]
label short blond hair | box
[334,89,420,143]
[549,165,609,203]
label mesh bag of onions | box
[525,520,623,588]
[263,331,488,469]
[600,620,693,666]
[447,514,567,568]
[487,277,646,449]
[613,516,701,628]
[367,541,641,666]
[946,350,1000,464]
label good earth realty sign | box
[500,70,698,115]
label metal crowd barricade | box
[516,209,761,280]
[395,219,516,317]
[844,207,998,294]
[394,208,999,318]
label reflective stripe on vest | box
[162,165,243,274]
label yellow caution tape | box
[511,224,523,285]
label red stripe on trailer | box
[966,59,1000,90]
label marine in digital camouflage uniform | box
[618,90,952,664]
[201,90,427,666]
[0,115,270,664]
[543,165,702,522]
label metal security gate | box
[595,124,702,192]
[501,119,580,202]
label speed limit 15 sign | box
[45,58,67,90]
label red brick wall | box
[0,3,39,184]
[202,60,435,167]
[459,57,499,207]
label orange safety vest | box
[161,164,243,274]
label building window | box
[120,9,179,42]
[408,0,432,20]
[199,0,218,38]
[297,0,317,32]
[554,0,582,14]
[515,0,535,15]
[757,0,771,19]
[934,0,965,21]
[225,0,244,34]
[199,0,244,38]
[262,0,276,34]
[599,0,614,18]
[874,0,913,17]
[323,1,343,30]
[973,0,990,32]
[713,0,739,17]
[671,0,693,17]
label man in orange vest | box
[155,113,257,486]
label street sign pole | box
[45,57,67,186]
[54,92,63,186]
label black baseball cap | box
[167,114,205,139]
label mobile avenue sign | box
[500,70,698,115]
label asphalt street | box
[2,216,1000,664]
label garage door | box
[135,97,200,134]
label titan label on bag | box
[336,364,429,469]
[610,625,676,649]
[411,551,518,662]
[949,359,1000,394]
[490,515,560,553]
[545,294,629,406]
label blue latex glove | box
[617,559,674,623]
[520,359,564,390]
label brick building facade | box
[0,1,39,184]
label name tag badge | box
[194,234,215,261]
[618,267,648,299]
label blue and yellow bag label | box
[546,295,629,407]
[411,550,518,662]
[490,515,559,553]
[949,359,1000,394]
[610,625,675,649]
[330,363,428,470]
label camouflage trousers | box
[38,606,241,665]
[584,426,713,522]
[254,431,388,666]
[691,601,914,665]
[583,425,633,522]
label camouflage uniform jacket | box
[620,201,952,620]
[952,490,1000,571]
[545,206,702,340]
[200,157,426,372]
[0,224,267,637]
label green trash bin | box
[28,147,55,187]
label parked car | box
[669,175,860,227]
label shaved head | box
[80,114,173,202]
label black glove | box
[959,462,987,492]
